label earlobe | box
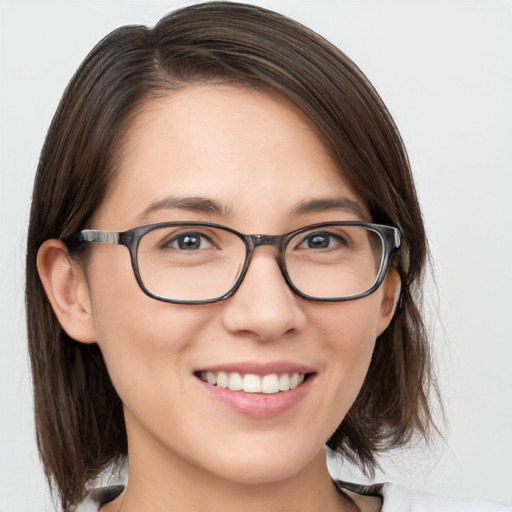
[376,268,401,336]
[37,239,97,343]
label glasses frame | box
[68,221,402,305]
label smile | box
[194,364,316,417]
[197,371,306,393]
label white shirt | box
[378,482,511,512]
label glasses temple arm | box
[79,230,122,245]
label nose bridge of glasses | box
[249,233,284,248]
[238,234,290,297]
[244,233,287,274]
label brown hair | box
[26,2,438,510]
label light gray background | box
[1,1,511,510]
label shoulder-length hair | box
[26,2,438,510]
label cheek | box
[84,248,208,398]
[310,296,383,407]
[313,293,382,357]
[86,245,197,346]
[90,296,219,438]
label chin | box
[191,436,325,486]
[206,457,309,486]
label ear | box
[37,239,97,343]
[375,267,401,337]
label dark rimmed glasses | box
[67,221,402,304]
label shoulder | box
[382,483,512,512]
[72,485,124,512]
[336,480,512,512]
[379,482,511,512]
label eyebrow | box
[138,195,367,222]
[291,197,367,220]
[138,196,233,221]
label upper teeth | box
[199,371,305,394]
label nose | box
[220,247,307,341]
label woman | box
[25,2,509,511]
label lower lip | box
[196,375,315,418]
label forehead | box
[91,84,368,230]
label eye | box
[299,231,347,250]
[166,232,214,251]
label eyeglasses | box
[69,221,402,304]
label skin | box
[38,85,399,512]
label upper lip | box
[195,361,316,376]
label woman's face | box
[78,85,398,484]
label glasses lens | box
[137,225,246,301]
[285,225,384,299]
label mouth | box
[195,370,312,394]
[194,363,316,417]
